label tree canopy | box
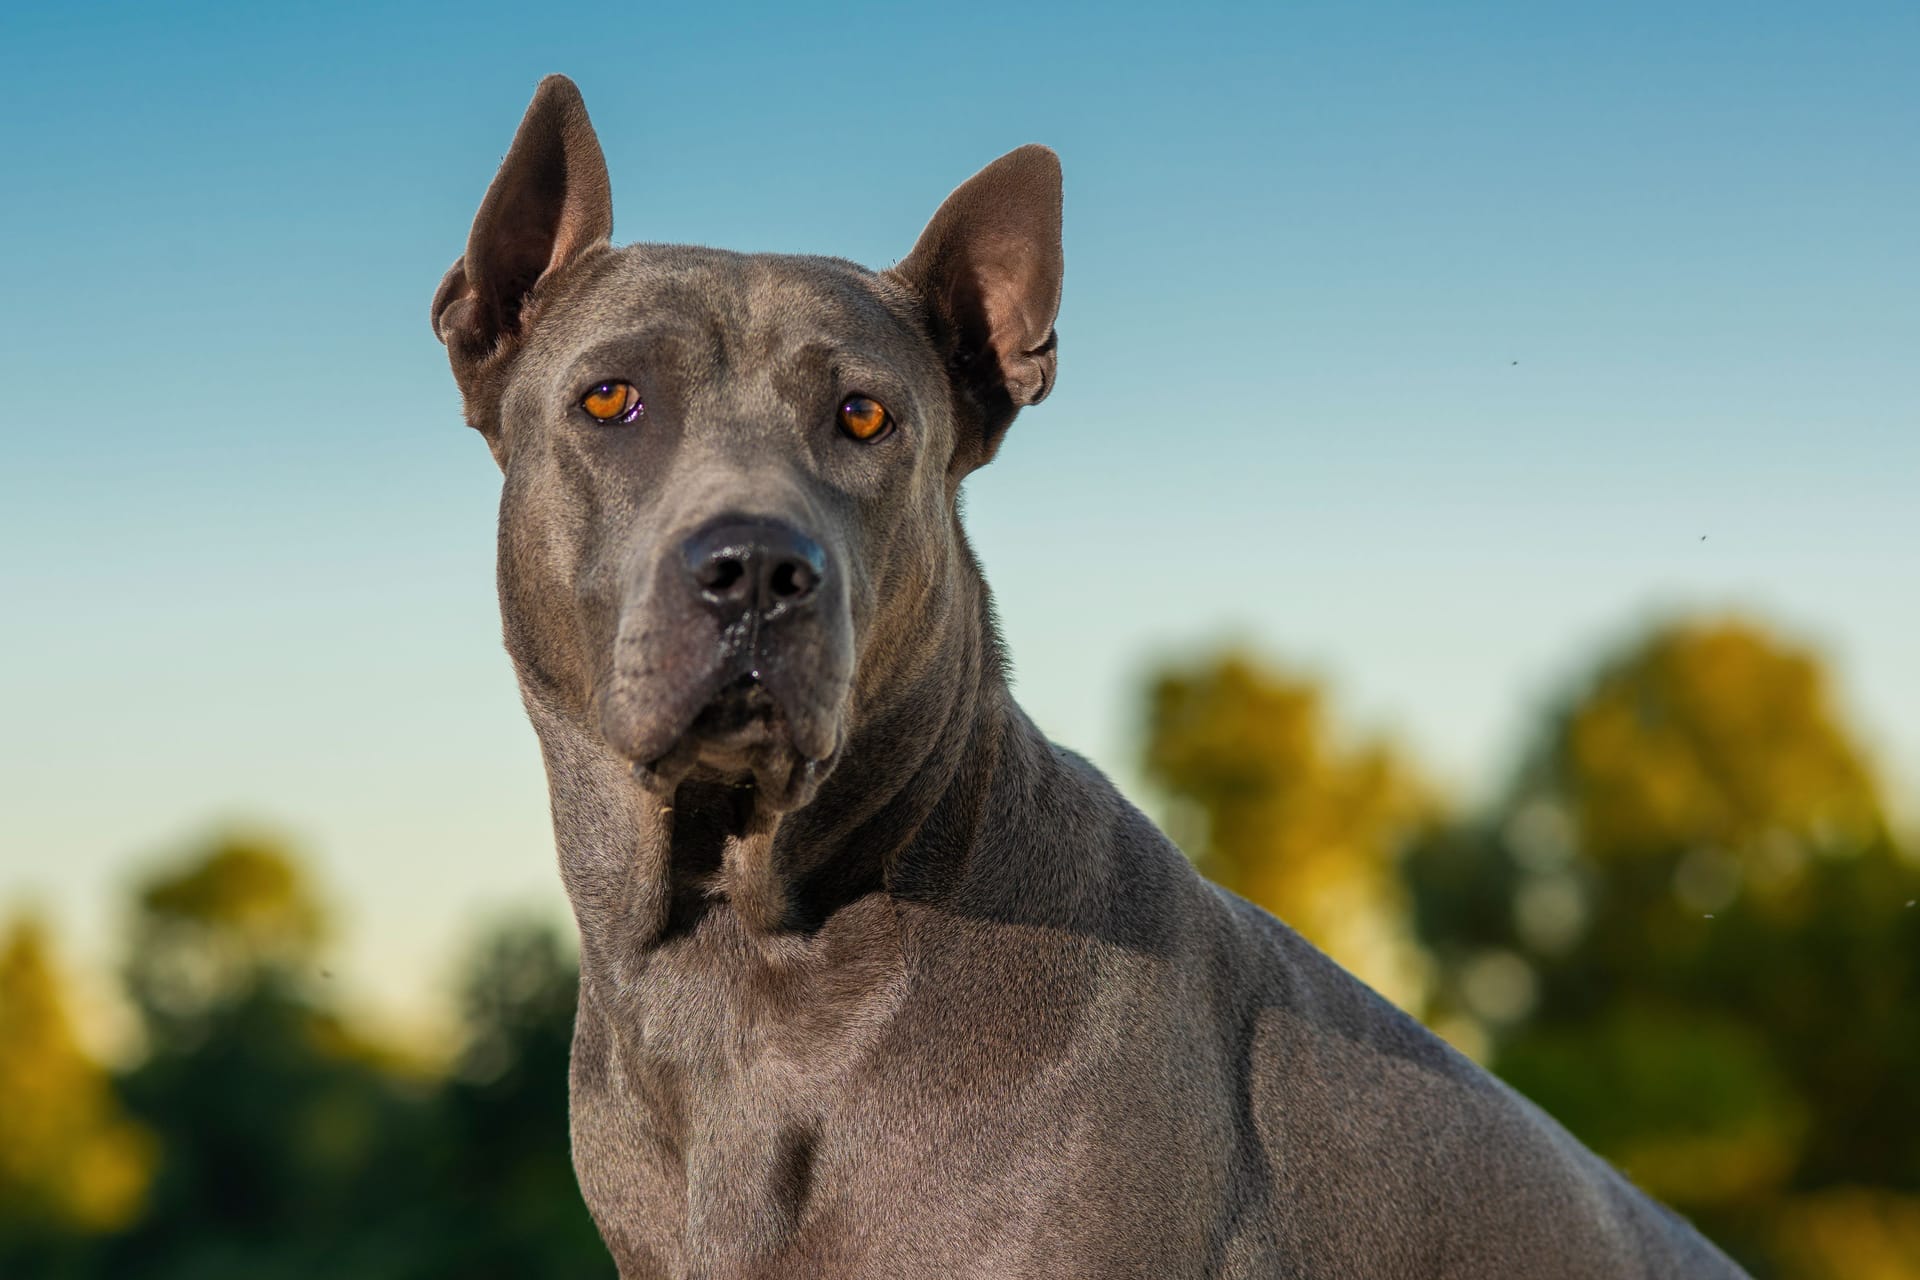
[0,837,608,1279]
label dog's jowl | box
[432,76,1750,1279]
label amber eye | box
[580,380,642,424]
[838,394,892,441]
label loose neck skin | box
[525,525,1020,993]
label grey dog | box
[431,76,1748,1279]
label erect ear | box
[888,145,1062,472]
[431,76,613,411]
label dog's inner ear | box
[432,75,613,362]
[890,145,1063,471]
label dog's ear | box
[431,75,612,428]
[890,145,1062,472]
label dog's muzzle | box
[597,515,852,810]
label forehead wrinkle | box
[570,249,935,434]
[775,339,834,391]
[748,276,928,387]
[704,310,731,384]
[578,253,754,381]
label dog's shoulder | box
[1191,882,1744,1276]
[1018,742,1745,1276]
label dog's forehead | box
[550,244,924,362]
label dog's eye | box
[838,395,892,442]
[580,381,643,424]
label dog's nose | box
[681,518,827,621]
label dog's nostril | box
[769,561,814,601]
[700,556,747,596]
[681,518,827,617]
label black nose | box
[681,518,827,621]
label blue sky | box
[2,0,1915,1030]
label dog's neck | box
[527,536,1015,986]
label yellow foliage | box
[1774,1188,1920,1280]
[0,916,155,1233]
[1144,653,1434,1011]
[1617,1126,1803,1209]
[131,834,326,1020]
[1558,619,1884,865]
[138,834,324,951]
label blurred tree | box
[1142,651,1435,1012]
[125,833,325,1052]
[1545,620,1885,864]
[0,914,155,1263]
[93,836,614,1277]
[1773,1188,1920,1280]
[426,921,613,1278]
[1405,616,1920,1276]
[102,834,442,1278]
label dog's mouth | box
[627,667,838,811]
[688,669,782,742]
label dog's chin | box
[623,675,840,813]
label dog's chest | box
[578,900,920,1263]
[577,903,1225,1278]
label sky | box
[2,0,1915,1035]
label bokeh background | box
[2,1,1915,1276]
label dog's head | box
[432,77,1060,811]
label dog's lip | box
[683,670,783,745]
[624,664,839,809]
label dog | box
[431,76,1749,1279]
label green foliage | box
[0,839,611,1279]
[428,924,613,1280]
[1404,619,1920,1276]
